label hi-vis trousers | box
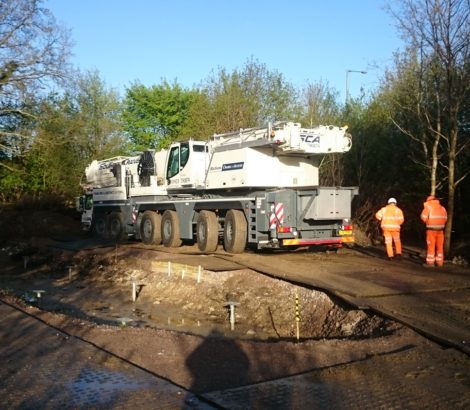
[426,230,444,267]
[382,229,402,258]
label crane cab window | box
[167,142,190,179]
[85,195,93,210]
[180,143,189,167]
[192,144,206,152]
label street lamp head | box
[347,69,367,74]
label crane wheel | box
[140,211,162,245]
[223,209,247,253]
[93,214,107,238]
[161,210,182,248]
[197,211,219,252]
[108,212,127,241]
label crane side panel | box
[206,148,319,189]
[303,188,353,220]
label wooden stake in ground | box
[295,293,300,342]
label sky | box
[45,0,404,102]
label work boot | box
[388,257,394,261]
[395,254,402,261]
[422,263,434,268]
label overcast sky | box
[46,0,403,102]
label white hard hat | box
[388,197,397,204]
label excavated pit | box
[0,243,401,341]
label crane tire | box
[140,211,162,245]
[161,210,182,248]
[93,214,107,238]
[223,209,247,253]
[197,210,219,252]
[108,212,127,241]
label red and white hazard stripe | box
[269,203,284,229]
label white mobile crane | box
[77,122,358,253]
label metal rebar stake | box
[225,301,240,331]
[132,280,137,302]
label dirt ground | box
[0,208,465,394]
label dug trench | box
[2,242,400,341]
[0,238,435,393]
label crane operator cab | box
[165,141,207,190]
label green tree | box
[179,90,216,140]
[121,60,298,149]
[122,81,194,150]
[301,81,341,127]
[28,71,127,198]
[202,59,298,133]
[73,71,127,160]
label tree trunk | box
[430,131,439,196]
[430,91,441,196]
[444,127,457,256]
[445,186,454,257]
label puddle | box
[98,303,263,338]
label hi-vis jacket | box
[421,198,447,230]
[375,204,404,231]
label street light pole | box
[345,69,367,104]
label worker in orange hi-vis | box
[375,198,405,260]
[420,195,448,267]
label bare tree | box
[0,0,71,161]
[300,81,346,186]
[303,81,341,127]
[388,0,470,254]
[202,59,297,133]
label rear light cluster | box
[338,219,353,236]
[277,226,293,233]
[341,218,353,231]
[339,218,354,243]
